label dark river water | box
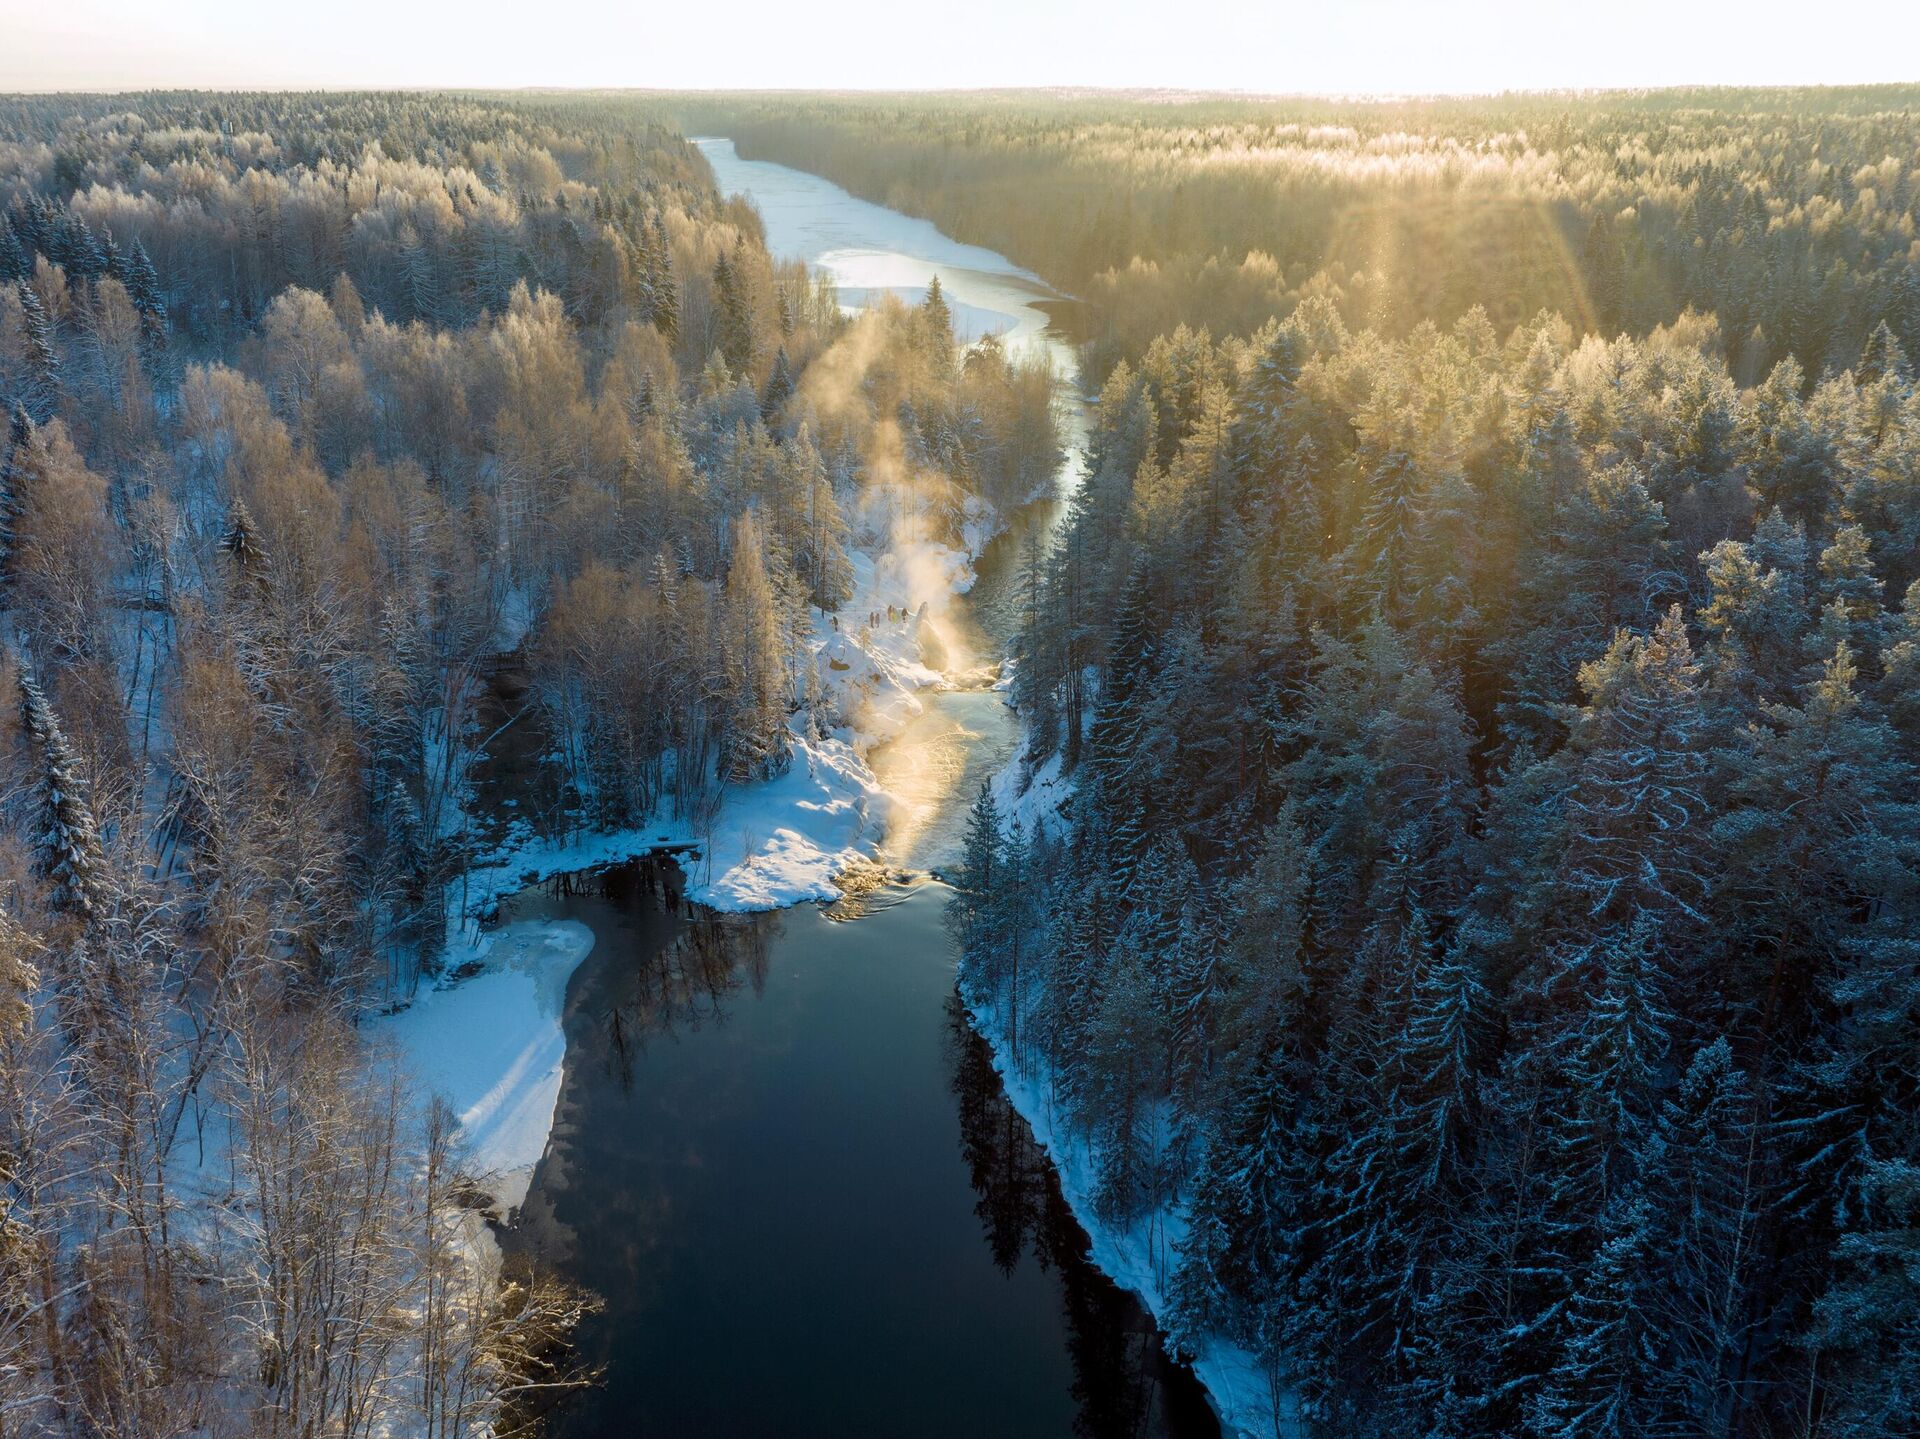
[494,142,1218,1439]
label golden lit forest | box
[695,88,1920,376]
[0,81,1917,1439]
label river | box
[497,140,1216,1439]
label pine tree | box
[1697,529,1809,705]
[19,668,104,919]
[1815,523,1886,661]
[15,282,61,421]
[1881,578,1920,739]
[760,346,794,423]
[0,404,32,594]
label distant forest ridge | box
[673,87,1920,378]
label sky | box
[2,0,1917,94]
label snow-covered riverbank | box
[978,761,1297,1439]
[386,506,1001,1212]
[385,133,1177,1436]
[962,985,1296,1439]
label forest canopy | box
[0,81,1916,1439]
[0,88,1057,1438]
[756,87,1920,1439]
[685,87,1920,379]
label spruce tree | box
[1857,318,1913,385]
[0,404,32,594]
[1641,1039,1760,1434]
[222,495,270,589]
[946,782,1003,981]
[1530,1193,1659,1439]
[122,237,168,380]
[0,217,25,285]
[19,668,104,919]
[649,214,678,340]
[719,510,787,783]
[1353,446,1428,620]
[920,274,953,363]
[712,250,754,375]
[15,282,61,421]
[1084,564,1159,890]
[1809,1158,1920,1439]
[760,346,794,423]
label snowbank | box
[456,718,890,931]
[382,920,596,1211]
[963,984,1297,1439]
[447,517,989,933]
[989,749,1073,838]
[970,748,1294,1438]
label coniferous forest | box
[836,91,1920,1439]
[0,74,1917,1439]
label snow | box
[382,920,596,1211]
[963,983,1299,1439]
[492,580,535,653]
[990,749,1074,838]
[963,746,1293,1438]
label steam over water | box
[697,135,1088,871]
[504,143,1215,1439]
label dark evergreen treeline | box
[954,296,1920,1436]
[683,88,1920,383]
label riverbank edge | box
[965,758,1299,1439]
[387,484,1041,1222]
